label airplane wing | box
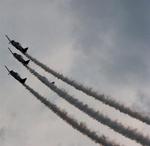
[5,35,11,42]
[8,48,13,55]
[5,65,11,75]
[5,65,10,72]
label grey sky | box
[0,0,150,146]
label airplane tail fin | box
[22,78,27,84]
[25,60,30,65]
[23,47,28,53]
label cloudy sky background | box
[0,0,150,146]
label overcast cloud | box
[0,0,150,146]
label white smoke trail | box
[23,84,120,146]
[25,53,150,126]
[25,65,150,146]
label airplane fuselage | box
[13,53,30,65]
[10,71,21,80]
[5,35,28,53]
[10,70,26,84]
[11,41,24,51]
[11,40,28,54]
[14,53,26,64]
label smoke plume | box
[23,84,120,146]
[25,65,150,146]
[25,53,150,125]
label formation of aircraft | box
[5,35,54,85]
[5,35,29,83]
[5,65,27,84]
[8,47,30,65]
[5,35,28,54]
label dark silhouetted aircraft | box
[5,35,28,54]
[8,48,30,65]
[51,81,55,84]
[5,65,27,84]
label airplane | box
[8,48,30,65]
[51,81,55,84]
[5,35,28,54]
[5,65,27,84]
